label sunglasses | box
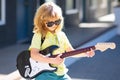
[46,19,61,27]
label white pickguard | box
[28,58,56,77]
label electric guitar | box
[16,42,116,79]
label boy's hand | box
[52,54,64,65]
[86,49,95,58]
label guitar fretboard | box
[60,46,96,58]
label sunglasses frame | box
[46,19,61,27]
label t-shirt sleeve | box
[61,32,73,50]
[29,33,42,50]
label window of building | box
[100,0,107,8]
[45,0,56,3]
[66,0,75,10]
[0,0,6,25]
[89,0,97,9]
[66,0,78,14]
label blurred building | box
[0,0,116,48]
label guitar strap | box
[41,37,45,46]
[40,37,49,55]
[40,34,60,55]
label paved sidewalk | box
[0,44,29,74]
[68,35,120,80]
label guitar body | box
[16,45,59,79]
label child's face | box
[44,17,61,32]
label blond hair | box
[33,2,64,38]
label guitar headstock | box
[95,42,116,52]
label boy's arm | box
[30,48,64,65]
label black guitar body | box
[16,45,59,79]
[16,50,31,79]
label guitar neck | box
[60,46,96,58]
[45,42,116,59]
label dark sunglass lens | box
[47,22,54,27]
[55,19,61,25]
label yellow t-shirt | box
[29,31,72,76]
